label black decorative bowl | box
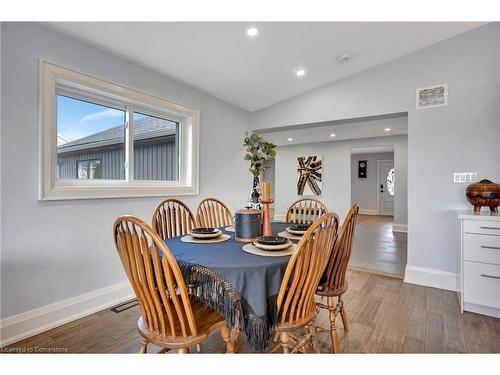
[191,227,218,234]
[190,227,222,239]
[256,236,288,245]
[289,224,311,232]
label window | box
[387,168,395,196]
[40,61,199,200]
[77,159,102,179]
[132,112,179,181]
[57,95,125,180]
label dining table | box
[164,222,295,352]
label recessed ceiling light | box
[296,69,306,77]
[246,27,258,37]
[287,137,293,142]
[330,133,336,137]
[384,128,391,132]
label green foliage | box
[243,133,277,177]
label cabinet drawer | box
[463,220,500,236]
[464,261,500,309]
[464,233,500,265]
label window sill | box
[40,183,199,201]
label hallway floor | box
[349,214,407,277]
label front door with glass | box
[378,159,395,216]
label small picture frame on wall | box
[416,83,448,109]
[358,160,367,178]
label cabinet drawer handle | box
[480,245,500,250]
[479,226,500,230]
[480,274,500,280]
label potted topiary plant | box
[243,133,277,209]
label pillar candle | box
[262,181,271,201]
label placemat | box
[181,234,231,244]
[242,243,296,257]
[277,230,304,241]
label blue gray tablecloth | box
[165,222,291,351]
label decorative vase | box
[465,179,500,213]
[246,176,262,210]
[234,208,262,242]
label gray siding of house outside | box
[134,139,178,180]
[57,137,178,180]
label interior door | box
[378,160,395,216]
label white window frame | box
[39,60,199,200]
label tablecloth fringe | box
[177,260,278,351]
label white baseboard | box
[392,224,408,233]
[358,209,378,215]
[0,281,134,347]
[404,265,458,292]
[464,302,500,318]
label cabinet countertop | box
[457,210,500,221]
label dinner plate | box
[242,243,296,257]
[285,225,310,236]
[190,228,222,239]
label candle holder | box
[260,199,274,237]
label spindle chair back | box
[285,198,329,225]
[196,198,233,228]
[321,204,359,293]
[152,199,197,240]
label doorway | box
[350,147,407,278]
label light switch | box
[453,172,477,183]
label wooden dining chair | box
[270,212,339,353]
[152,198,197,240]
[113,216,234,354]
[315,204,359,353]
[285,198,329,225]
[196,198,233,228]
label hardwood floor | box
[4,270,499,353]
[350,214,407,277]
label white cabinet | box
[458,211,500,318]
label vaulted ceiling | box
[47,22,484,111]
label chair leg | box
[230,327,241,353]
[280,332,290,354]
[327,296,340,353]
[308,325,320,353]
[196,344,202,353]
[178,348,189,354]
[291,332,310,353]
[220,325,235,353]
[339,295,349,331]
[139,338,149,354]
[266,330,281,353]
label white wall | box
[274,135,407,226]
[0,23,252,319]
[351,152,394,214]
[252,23,500,280]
